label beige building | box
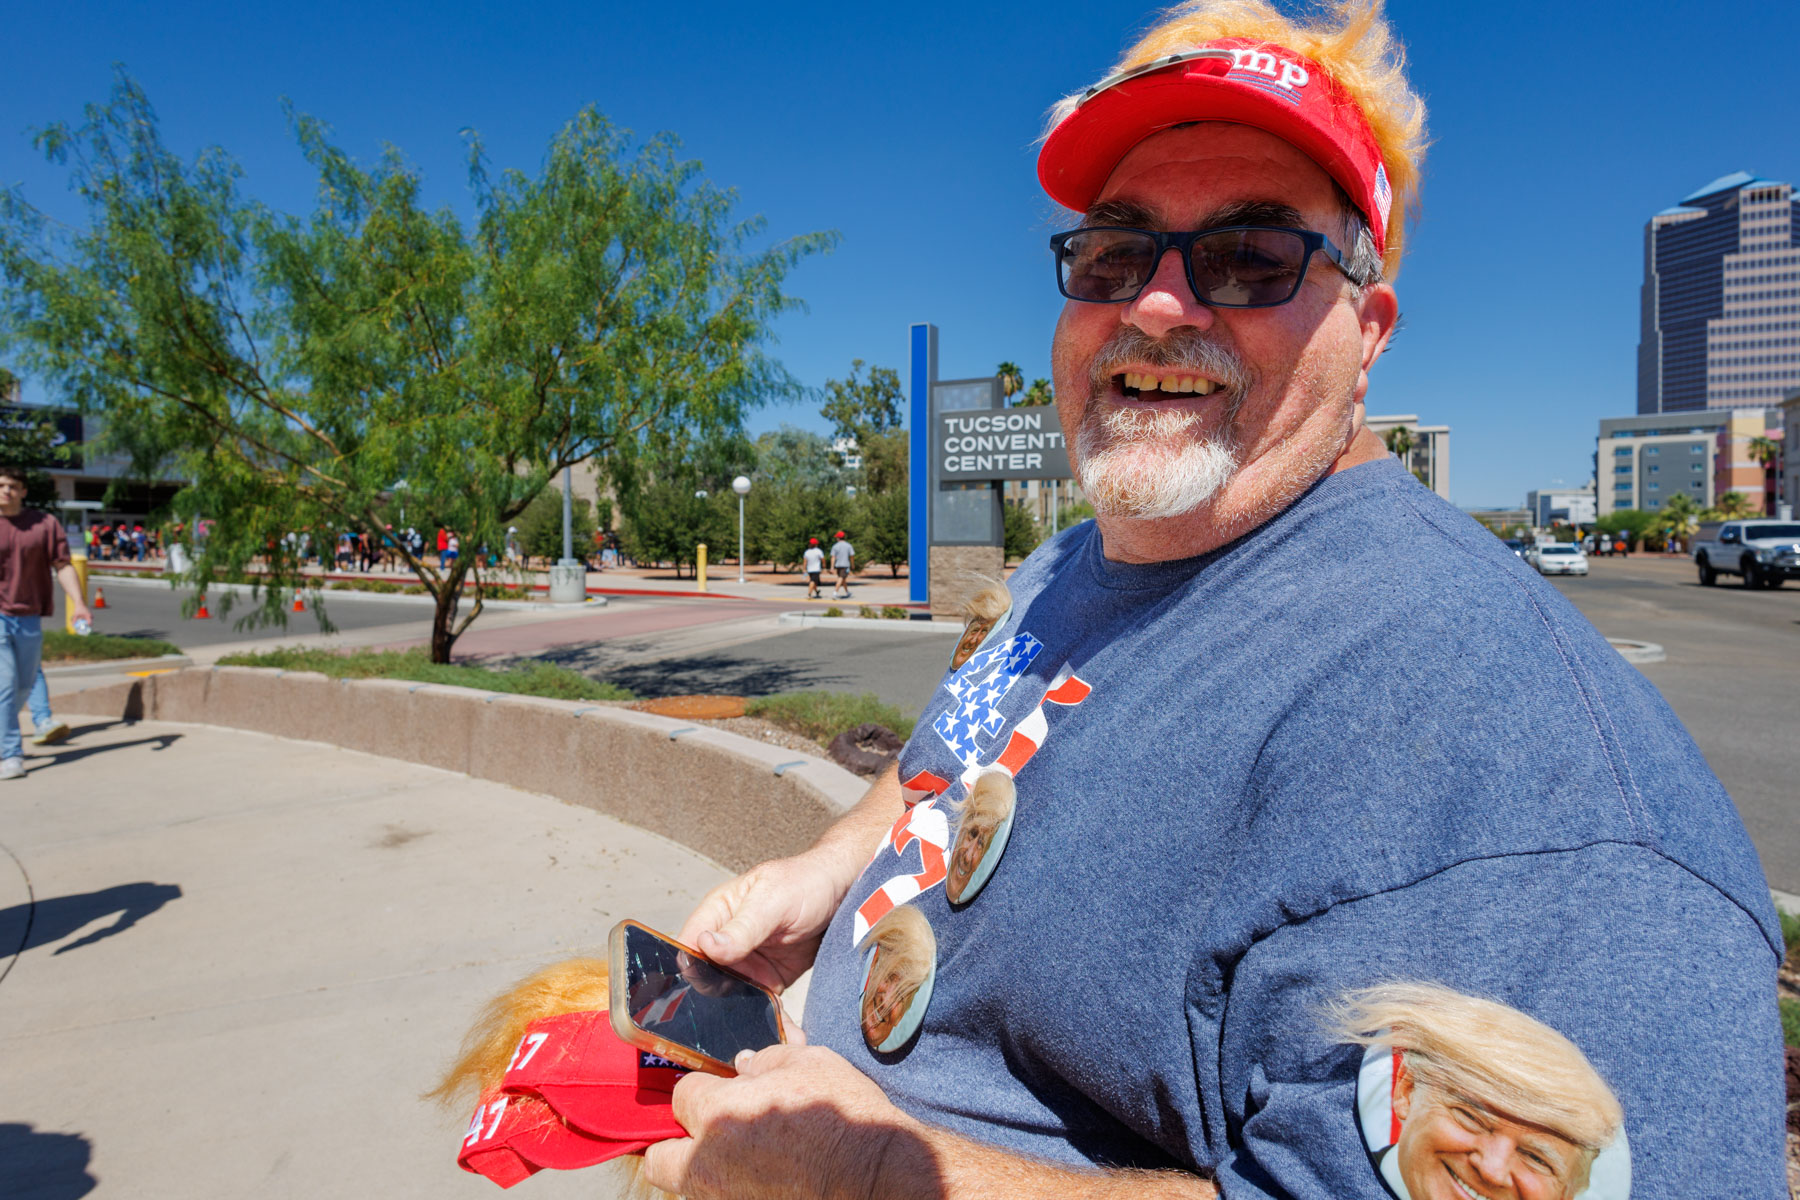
[1364,414,1450,500]
[1596,408,1779,516]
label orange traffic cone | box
[193,595,211,620]
[292,594,305,613]
[92,588,107,609]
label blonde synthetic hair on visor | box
[1329,982,1624,1151]
[1059,0,1428,277]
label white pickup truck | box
[1691,519,1800,588]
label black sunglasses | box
[1050,224,1348,308]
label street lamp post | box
[732,475,751,584]
[547,464,586,603]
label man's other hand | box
[678,853,851,994]
[641,1044,915,1200]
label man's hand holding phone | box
[678,765,909,994]
[677,848,864,994]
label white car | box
[1534,543,1589,576]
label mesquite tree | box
[0,74,829,660]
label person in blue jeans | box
[26,668,68,747]
[0,466,91,779]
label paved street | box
[1546,555,1800,892]
[79,577,429,648]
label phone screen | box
[618,923,782,1065]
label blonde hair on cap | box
[1329,982,1624,1151]
[1057,0,1428,277]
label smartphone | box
[607,919,787,1076]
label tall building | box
[1364,414,1450,500]
[1637,171,1800,414]
[1595,410,1779,516]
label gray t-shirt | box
[830,539,854,569]
[804,457,1784,1195]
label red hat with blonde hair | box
[1040,40,1391,254]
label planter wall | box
[58,668,867,872]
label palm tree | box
[1657,492,1699,551]
[1382,424,1415,468]
[1747,435,1780,515]
[1717,491,1757,520]
[996,362,1024,405]
[1021,378,1054,407]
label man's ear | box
[1352,283,1400,406]
[1391,1055,1415,1123]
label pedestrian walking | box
[802,537,825,599]
[27,668,68,746]
[0,466,91,779]
[830,529,855,599]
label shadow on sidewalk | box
[29,730,183,771]
[0,881,184,958]
[0,1123,97,1198]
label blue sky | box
[4,0,1796,507]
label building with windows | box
[1526,486,1596,528]
[1595,409,1779,516]
[1637,171,1800,414]
[1363,414,1450,500]
[1780,391,1799,518]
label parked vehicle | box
[1534,544,1589,576]
[1691,520,1800,588]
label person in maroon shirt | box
[0,466,92,779]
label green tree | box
[1717,491,1757,520]
[858,429,908,496]
[1596,508,1655,549]
[0,368,71,507]
[1747,436,1778,515]
[511,486,597,565]
[0,75,830,660]
[857,487,908,577]
[753,482,850,569]
[995,362,1024,405]
[751,426,849,490]
[1019,378,1055,407]
[1003,502,1041,563]
[1654,492,1699,549]
[619,479,733,577]
[820,359,903,443]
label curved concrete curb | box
[1606,637,1666,665]
[779,611,963,633]
[54,668,867,872]
[44,653,192,678]
[85,572,607,612]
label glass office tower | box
[1637,171,1800,414]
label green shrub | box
[858,605,878,619]
[44,630,182,661]
[881,606,908,620]
[1782,997,1800,1050]
[823,606,843,618]
[213,647,632,701]
[745,691,914,745]
[1779,907,1800,956]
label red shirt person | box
[0,466,92,779]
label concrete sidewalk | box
[0,715,732,1199]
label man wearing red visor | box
[645,4,1787,1198]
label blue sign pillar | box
[908,323,937,604]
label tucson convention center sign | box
[935,405,1071,482]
